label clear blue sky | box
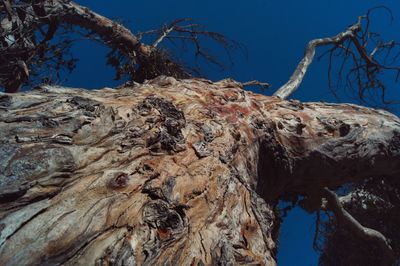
[64,1,400,265]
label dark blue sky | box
[65,1,400,265]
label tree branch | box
[241,80,270,89]
[313,210,321,251]
[1,0,155,92]
[323,187,394,262]
[273,16,363,99]
[275,7,400,105]
[2,2,243,91]
[50,0,151,57]
[260,99,400,202]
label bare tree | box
[0,2,400,266]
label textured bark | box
[0,77,399,265]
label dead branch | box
[1,0,149,92]
[1,2,242,91]
[241,80,270,89]
[274,7,400,104]
[150,19,190,48]
[313,210,321,251]
[0,1,191,91]
[137,18,245,71]
[273,16,364,99]
[323,187,394,263]
[59,1,148,56]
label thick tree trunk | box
[0,77,399,265]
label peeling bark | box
[0,77,399,265]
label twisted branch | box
[274,8,400,104]
[273,16,363,99]
[323,187,394,263]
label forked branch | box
[274,8,400,103]
[1,1,241,91]
[273,16,363,99]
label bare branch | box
[313,210,322,251]
[152,25,175,48]
[59,1,147,56]
[274,8,400,105]
[1,2,244,91]
[151,18,190,48]
[273,16,363,99]
[241,80,270,89]
[323,187,394,262]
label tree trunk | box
[0,77,399,265]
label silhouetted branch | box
[274,16,364,99]
[313,210,321,251]
[274,7,400,105]
[323,187,394,263]
[137,18,246,71]
[1,2,243,91]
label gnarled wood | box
[0,77,399,265]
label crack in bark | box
[0,205,48,249]
[198,231,208,263]
[1,80,399,265]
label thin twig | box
[241,80,270,89]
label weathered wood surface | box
[0,77,399,265]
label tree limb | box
[274,7,400,105]
[313,210,321,251]
[273,16,363,99]
[2,2,242,91]
[241,80,270,89]
[323,187,394,263]
[48,0,151,57]
[259,99,400,202]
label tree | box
[0,1,400,265]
